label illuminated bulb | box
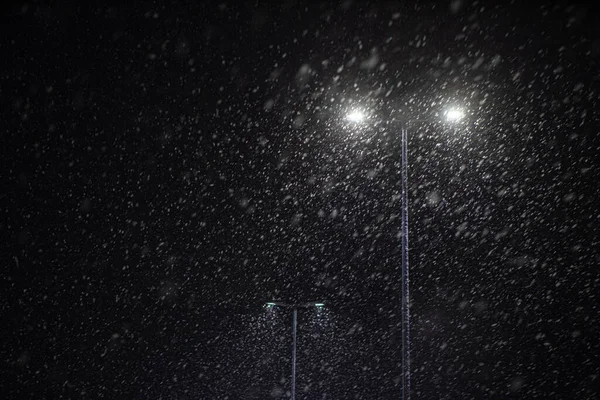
[346,109,366,123]
[445,108,465,122]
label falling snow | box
[2,2,599,399]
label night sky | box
[2,1,599,399]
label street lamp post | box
[265,301,325,400]
[400,125,410,400]
[345,107,464,400]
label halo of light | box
[346,109,366,123]
[445,108,465,122]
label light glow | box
[445,108,465,122]
[346,109,366,123]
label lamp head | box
[346,109,366,123]
[444,107,465,122]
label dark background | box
[1,1,599,399]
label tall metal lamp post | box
[345,106,465,400]
[265,301,325,400]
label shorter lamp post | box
[266,301,325,400]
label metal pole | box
[291,307,298,400]
[401,127,411,400]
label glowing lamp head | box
[346,109,366,123]
[445,108,465,122]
